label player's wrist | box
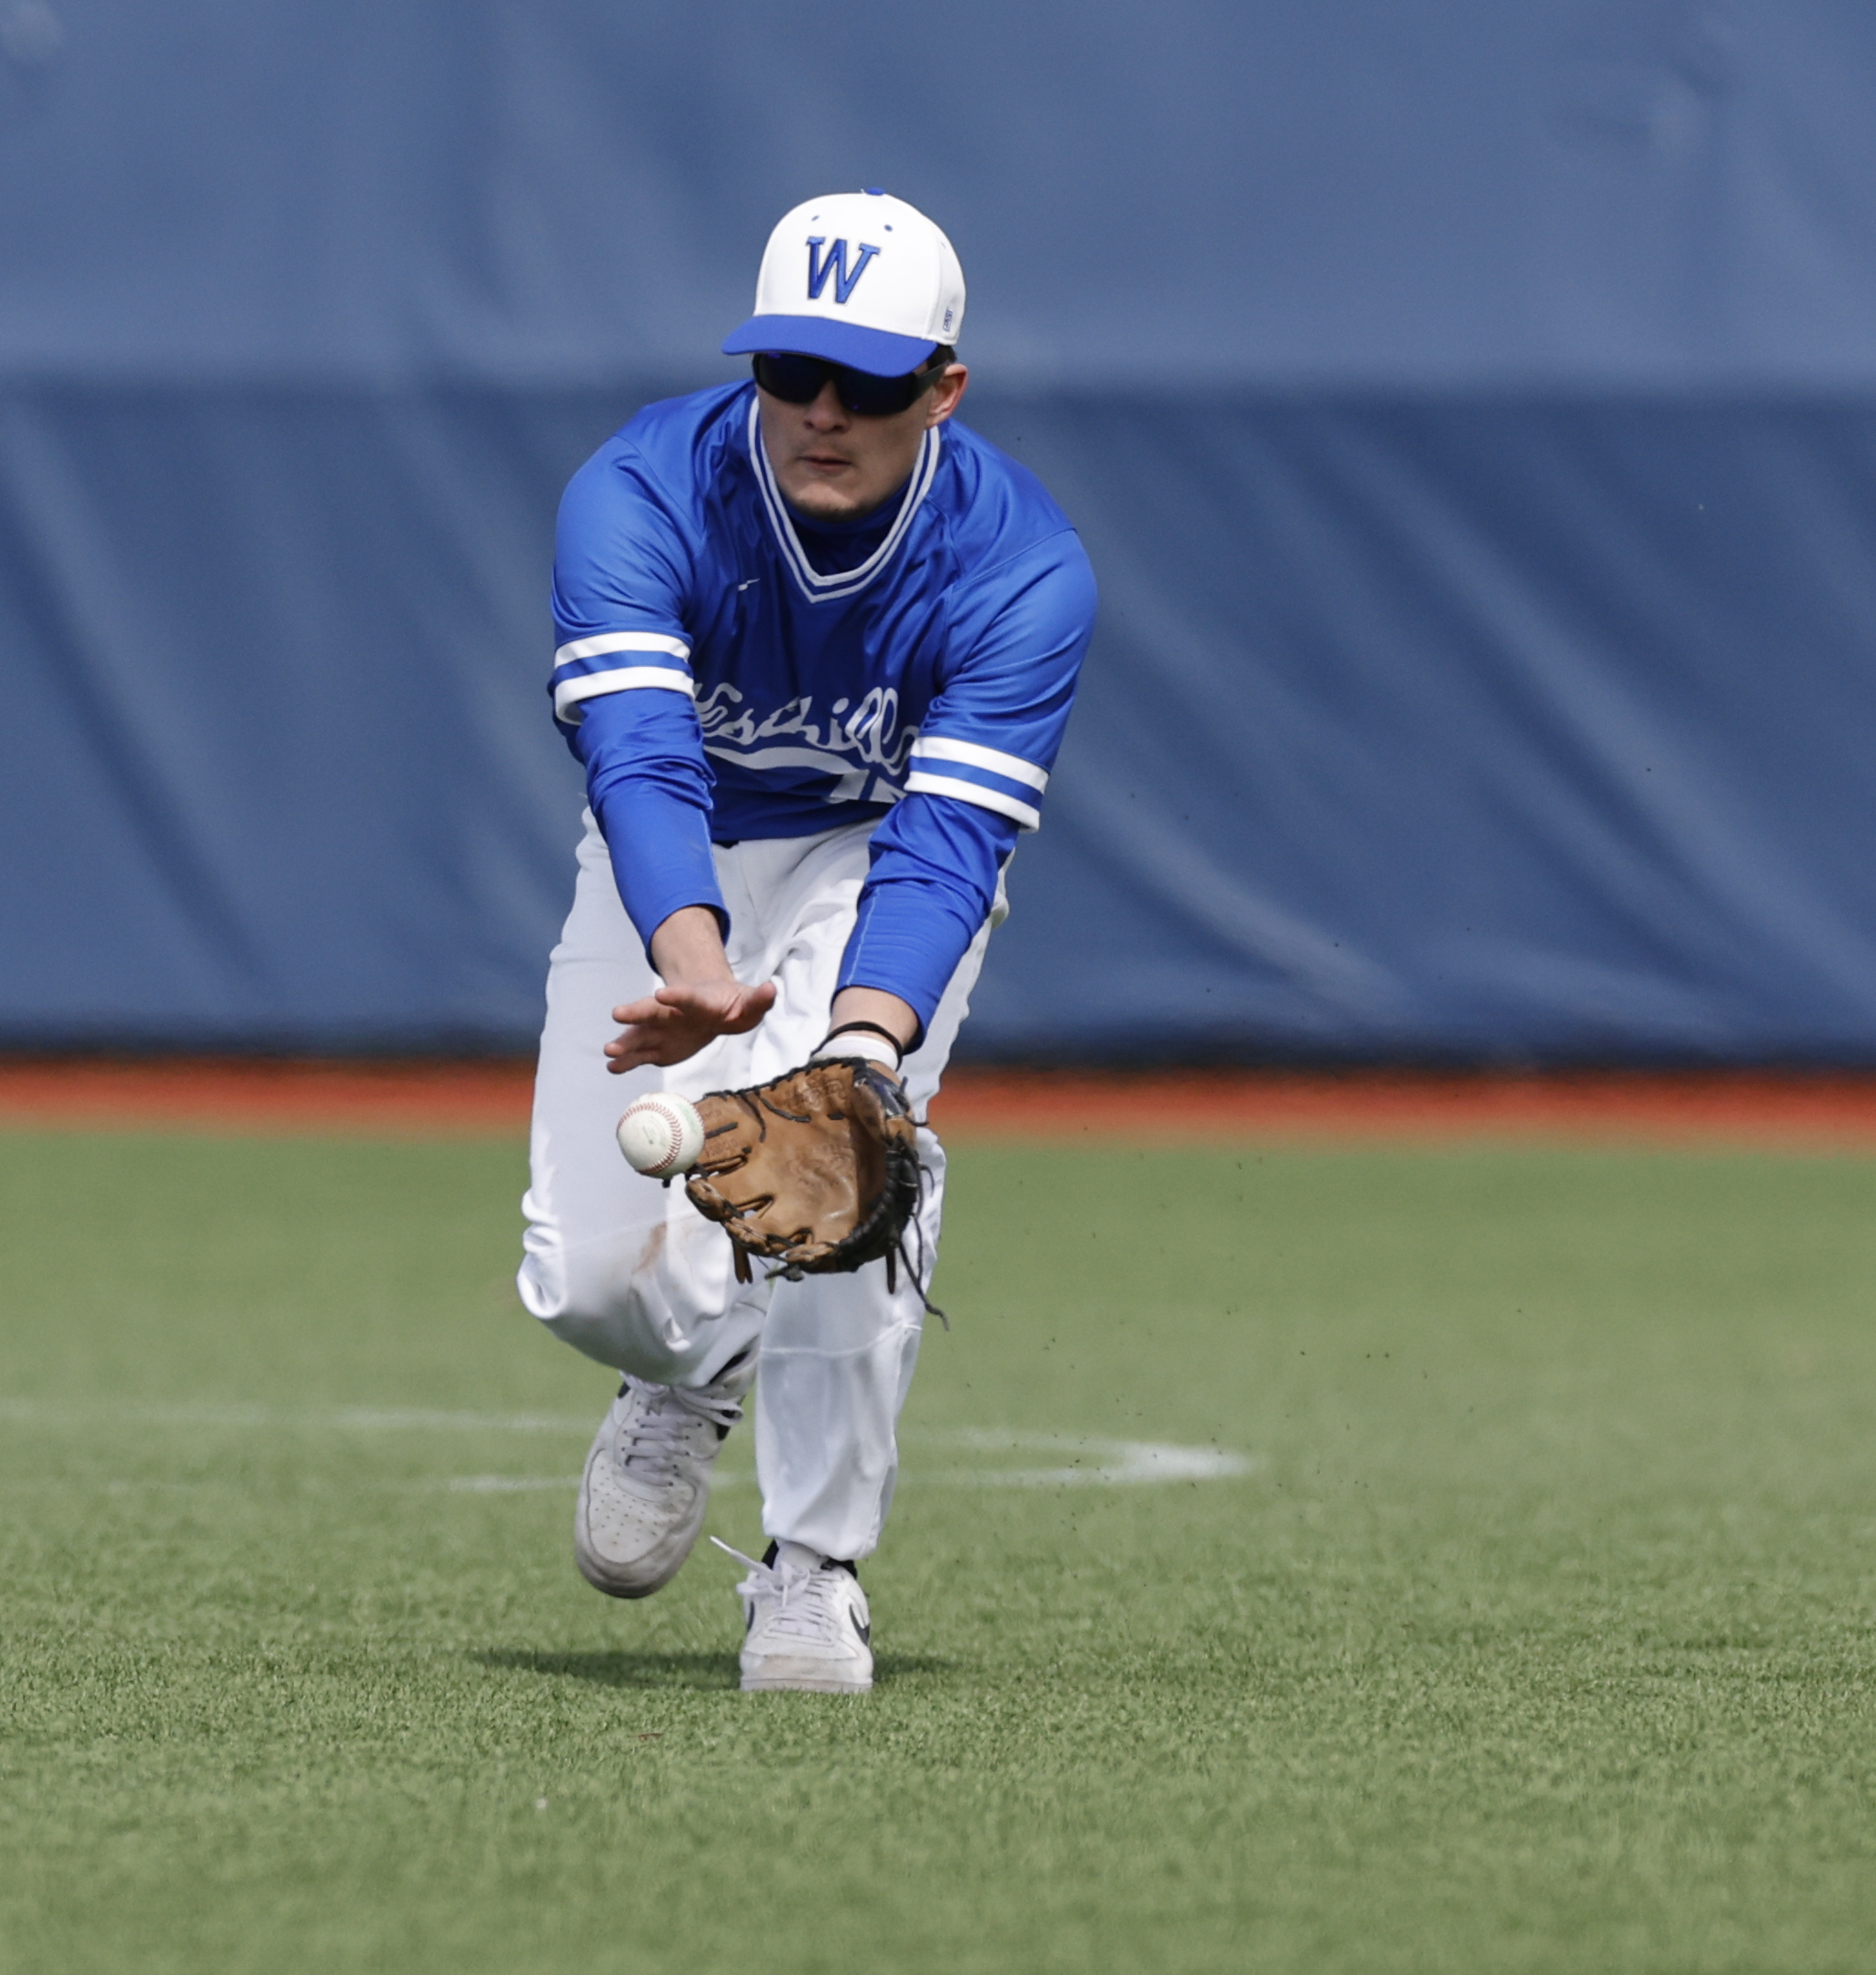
[812,1021,903,1073]
[656,968,740,995]
[647,903,733,988]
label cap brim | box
[721,314,937,376]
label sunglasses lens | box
[752,353,830,404]
[842,371,922,416]
[753,354,937,417]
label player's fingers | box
[615,1043,698,1072]
[606,1013,717,1069]
[606,1033,673,1072]
[720,983,777,1033]
[606,1021,663,1053]
[611,995,680,1026]
[652,982,745,1018]
[607,1044,669,1073]
[606,979,772,1069]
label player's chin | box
[782,474,862,519]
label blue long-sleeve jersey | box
[551,382,1097,1031]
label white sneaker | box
[714,1538,874,1694]
[573,1366,750,1598]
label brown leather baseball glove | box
[683,1057,926,1292]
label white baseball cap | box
[722,189,965,377]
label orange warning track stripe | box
[5,1057,1876,1148]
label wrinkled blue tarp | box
[3,2,1874,1059]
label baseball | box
[616,1093,706,1178]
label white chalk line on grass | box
[0,1398,1257,1492]
[0,1397,592,1435]
[925,1428,1258,1486]
[449,1432,1258,1495]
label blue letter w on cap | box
[805,237,880,306]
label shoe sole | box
[740,1648,873,1694]
[572,1546,688,1599]
[741,1673,873,1694]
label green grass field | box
[5,1125,1876,1973]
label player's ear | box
[923,364,968,428]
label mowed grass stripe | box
[4,1128,1876,1973]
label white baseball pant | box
[517,811,995,1563]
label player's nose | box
[802,379,850,428]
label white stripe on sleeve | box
[909,735,1050,791]
[553,668,698,720]
[904,770,1043,831]
[553,630,691,665]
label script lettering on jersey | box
[697,683,916,777]
[804,237,880,307]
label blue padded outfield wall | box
[5,2,1876,1060]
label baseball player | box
[517,190,1096,1692]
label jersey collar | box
[747,395,942,604]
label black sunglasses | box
[751,351,949,418]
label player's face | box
[757,364,968,522]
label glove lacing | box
[610,1377,744,1486]
[893,1154,948,1328]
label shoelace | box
[611,1378,742,1485]
[711,1539,852,1641]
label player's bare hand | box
[605,979,777,1071]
